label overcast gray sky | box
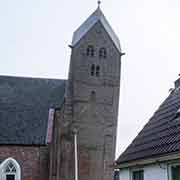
[1,0,180,159]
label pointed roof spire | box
[71,6,121,52]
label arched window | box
[91,64,95,76]
[99,48,107,58]
[87,45,94,57]
[96,66,100,77]
[0,158,21,180]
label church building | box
[0,5,123,180]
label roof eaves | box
[116,151,180,169]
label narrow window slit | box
[91,64,95,76]
[99,48,107,58]
[87,45,94,57]
[96,66,100,77]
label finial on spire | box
[98,0,101,8]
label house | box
[116,78,180,180]
[0,4,123,180]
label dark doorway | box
[6,174,15,180]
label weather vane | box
[98,0,101,8]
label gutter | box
[115,152,180,169]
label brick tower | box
[50,5,123,180]
[65,5,123,180]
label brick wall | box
[0,146,49,180]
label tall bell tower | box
[63,4,123,180]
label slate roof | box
[0,75,66,145]
[72,7,121,52]
[117,80,180,164]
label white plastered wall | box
[119,163,168,180]
[144,164,168,180]
[119,168,130,180]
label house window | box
[174,108,180,120]
[114,169,119,180]
[132,170,144,180]
[87,45,94,57]
[99,48,107,58]
[0,158,21,180]
[171,165,180,180]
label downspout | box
[74,129,78,180]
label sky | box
[1,0,180,159]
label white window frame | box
[0,158,21,180]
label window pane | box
[99,48,107,58]
[5,162,16,173]
[96,66,100,77]
[87,46,94,57]
[91,64,95,76]
[5,166,11,172]
[172,166,180,180]
[6,175,15,180]
[133,170,144,180]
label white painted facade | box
[119,168,130,180]
[119,163,169,180]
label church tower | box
[51,4,123,180]
[65,5,123,180]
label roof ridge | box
[0,75,66,81]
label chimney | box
[175,74,180,88]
